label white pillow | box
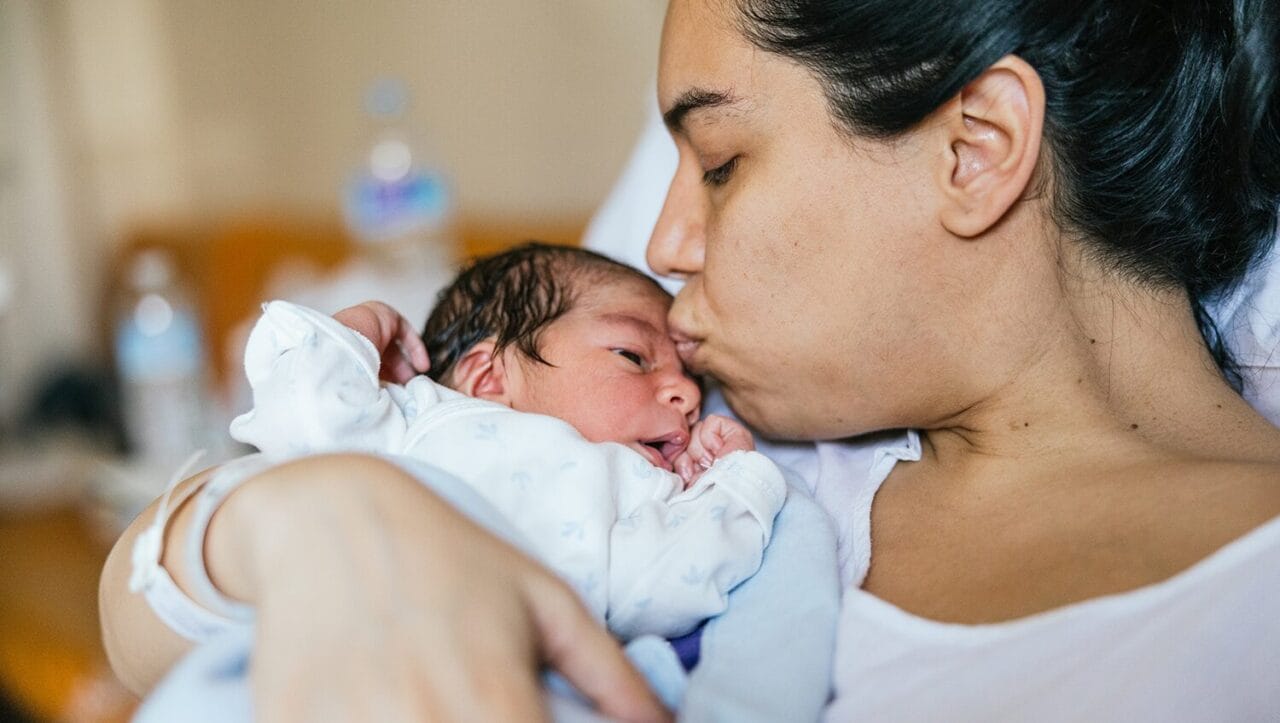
[584,100,1280,428]
[1211,250,1280,426]
[583,100,680,294]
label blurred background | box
[0,1,666,719]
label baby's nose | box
[660,374,701,421]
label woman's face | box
[649,0,966,440]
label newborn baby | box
[231,243,786,641]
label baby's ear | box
[451,339,511,403]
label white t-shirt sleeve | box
[229,300,439,456]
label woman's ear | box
[449,339,512,403]
[935,55,1045,238]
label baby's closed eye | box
[613,348,646,367]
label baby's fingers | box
[697,418,729,460]
[682,425,711,470]
[704,414,755,454]
[673,452,697,488]
[393,316,431,373]
[379,342,421,384]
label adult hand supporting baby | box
[207,454,668,722]
[333,301,431,383]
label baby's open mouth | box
[637,431,688,472]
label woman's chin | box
[722,384,881,442]
[719,385,807,440]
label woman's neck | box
[925,244,1280,475]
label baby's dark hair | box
[422,242,670,384]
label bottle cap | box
[129,250,175,290]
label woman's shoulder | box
[835,473,1280,721]
[1087,452,1279,606]
[1152,448,1279,504]
[1145,454,1280,555]
[862,447,1278,625]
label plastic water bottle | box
[342,78,453,249]
[114,250,209,470]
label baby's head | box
[422,242,700,470]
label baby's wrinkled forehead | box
[562,275,681,342]
[571,274,674,327]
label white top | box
[805,433,1280,721]
[228,301,786,641]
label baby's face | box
[504,276,701,471]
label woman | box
[101,0,1280,719]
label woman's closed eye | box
[702,156,739,187]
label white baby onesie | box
[229,301,786,641]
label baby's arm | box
[605,450,786,641]
[672,414,755,488]
[230,301,434,456]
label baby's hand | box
[673,414,755,488]
[333,301,431,383]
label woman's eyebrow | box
[662,87,738,136]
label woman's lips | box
[675,339,701,368]
[668,326,703,369]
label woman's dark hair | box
[422,241,669,383]
[738,0,1279,390]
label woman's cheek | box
[695,262,734,330]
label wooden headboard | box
[114,213,587,393]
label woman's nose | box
[659,373,702,422]
[646,153,707,279]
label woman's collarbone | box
[863,455,1280,625]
